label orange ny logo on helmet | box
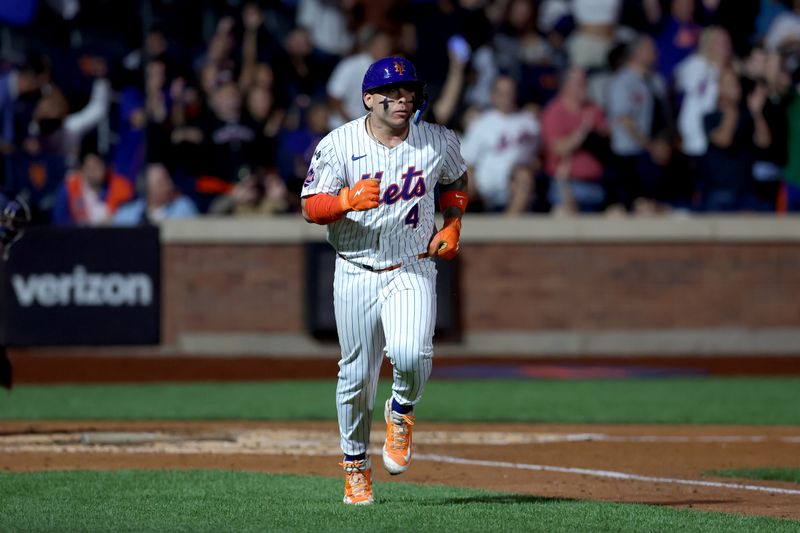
[393,61,405,75]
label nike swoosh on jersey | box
[351,154,367,161]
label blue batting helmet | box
[361,56,427,119]
[362,56,423,93]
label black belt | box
[338,252,429,272]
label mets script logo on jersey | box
[361,166,426,205]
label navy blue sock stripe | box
[344,453,366,461]
[391,397,413,414]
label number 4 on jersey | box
[404,204,419,228]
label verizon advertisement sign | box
[1,226,160,345]
[12,266,153,307]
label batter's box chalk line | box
[416,454,800,497]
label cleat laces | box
[341,460,371,500]
[388,413,415,451]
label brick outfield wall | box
[163,245,305,344]
[163,241,800,343]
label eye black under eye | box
[380,96,415,106]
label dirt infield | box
[1,420,799,520]
[5,353,800,519]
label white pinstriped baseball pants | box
[333,256,437,456]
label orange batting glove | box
[339,179,380,212]
[428,217,462,260]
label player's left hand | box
[428,217,461,260]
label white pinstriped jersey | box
[303,115,467,269]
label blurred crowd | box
[2,0,800,226]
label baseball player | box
[301,56,468,505]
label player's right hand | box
[428,217,462,260]
[339,179,381,212]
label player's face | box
[365,87,416,129]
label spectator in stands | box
[296,0,355,61]
[430,38,470,127]
[567,0,622,70]
[541,67,610,213]
[764,0,800,52]
[653,0,704,85]
[742,46,790,210]
[495,0,555,75]
[194,16,239,82]
[112,77,147,183]
[700,67,772,211]
[277,101,329,204]
[142,59,179,169]
[22,56,110,169]
[238,6,291,124]
[326,27,393,129]
[538,0,571,35]
[606,35,672,212]
[245,64,286,134]
[753,0,789,47]
[171,80,258,209]
[209,167,289,216]
[245,84,280,162]
[781,41,800,211]
[121,26,181,81]
[115,54,191,184]
[7,0,797,221]
[0,53,50,153]
[675,26,733,158]
[461,30,500,111]
[52,145,134,225]
[495,0,562,108]
[113,163,197,225]
[196,79,267,173]
[238,2,285,92]
[403,0,474,107]
[461,75,540,213]
[274,27,332,116]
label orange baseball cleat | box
[341,458,374,505]
[382,399,415,475]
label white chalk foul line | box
[417,454,800,496]
[585,434,800,444]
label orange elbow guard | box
[439,190,468,214]
[304,193,346,225]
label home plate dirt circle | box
[1,421,799,520]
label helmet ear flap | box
[413,87,424,110]
[412,87,428,124]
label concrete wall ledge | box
[162,215,800,244]
[177,328,800,358]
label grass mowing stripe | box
[705,468,800,485]
[0,470,797,533]
[1,378,799,424]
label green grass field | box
[705,468,800,484]
[2,378,799,531]
[1,470,798,533]
[2,377,799,424]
